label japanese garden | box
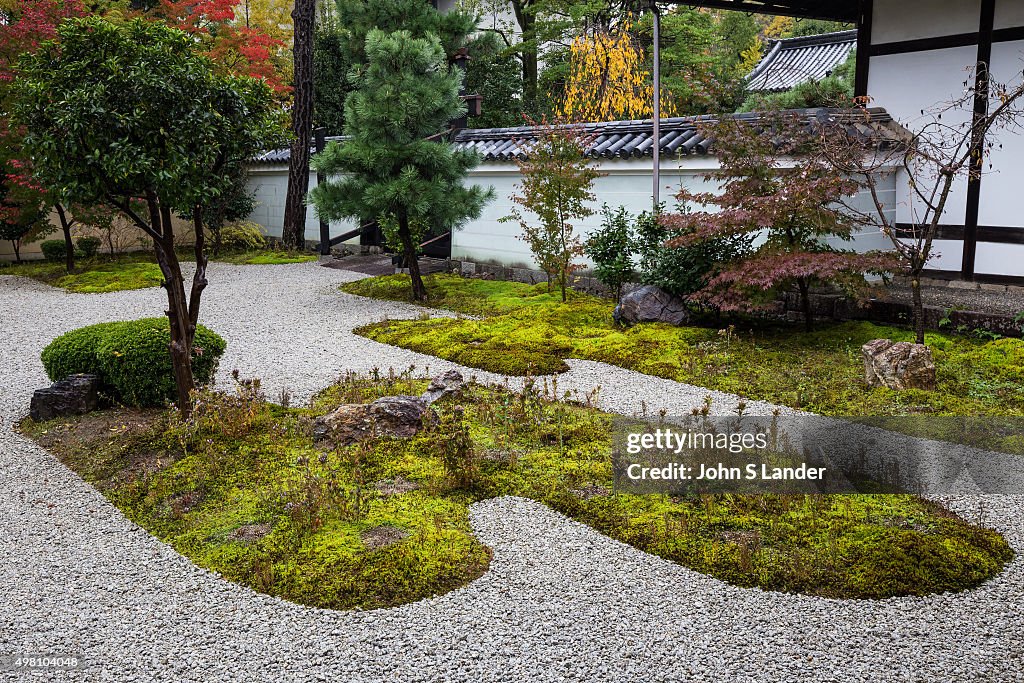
[1,0,1023,681]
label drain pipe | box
[652,1,661,213]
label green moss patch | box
[218,250,317,265]
[1,249,315,293]
[0,257,165,293]
[21,372,1014,606]
[346,274,1024,417]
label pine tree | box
[309,28,492,301]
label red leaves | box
[150,0,289,95]
[659,113,897,315]
[695,250,897,312]
[0,0,85,82]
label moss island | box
[345,274,1024,417]
[22,370,1014,608]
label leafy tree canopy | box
[14,17,284,217]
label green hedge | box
[41,318,227,407]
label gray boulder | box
[421,369,465,405]
[862,339,937,391]
[314,395,438,449]
[30,373,101,422]
[614,285,691,326]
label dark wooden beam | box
[658,1,857,22]
[854,0,872,98]
[962,0,996,280]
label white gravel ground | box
[0,261,1022,682]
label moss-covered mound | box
[22,372,1014,607]
[0,250,315,293]
[346,274,1024,417]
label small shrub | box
[40,239,68,263]
[41,318,226,407]
[585,204,635,301]
[76,236,102,258]
[636,208,749,300]
[219,221,267,252]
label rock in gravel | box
[313,395,438,448]
[29,373,100,422]
[613,285,690,327]
[421,369,466,405]
[862,338,937,391]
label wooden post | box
[315,126,330,256]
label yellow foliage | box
[557,18,678,124]
[764,15,794,39]
[738,36,764,75]
[235,0,293,45]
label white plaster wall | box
[872,0,982,44]
[977,40,1024,229]
[869,46,979,226]
[452,158,721,268]
[452,158,895,268]
[975,242,1024,275]
[995,0,1024,30]
[246,166,360,244]
[240,158,894,269]
[926,238,966,271]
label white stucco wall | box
[868,46,978,229]
[243,156,894,269]
[246,166,360,244]
[452,157,722,268]
[867,0,1024,278]
[872,0,983,44]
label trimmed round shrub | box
[76,236,102,258]
[41,318,227,407]
[40,239,68,262]
[39,323,107,382]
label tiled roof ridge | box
[252,107,894,164]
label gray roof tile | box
[252,107,895,164]
[747,30,857,93]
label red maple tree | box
[148,0,289,96]
[662,113,895,330]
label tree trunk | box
[282,0,316,250]
[797,277,812,332]
[147,197,196,414]
[189,207,209,342]
[512,0,538,111]
[911,276,925,345]
[11,239,21,263]
[211,223,222,258]
[398,213,427,302]
[55,203,75,273]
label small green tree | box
[636,205,750,300]
[505,120,602,302]
[310,29,492,302]
[585,204,635,302]
[14,17,284,410]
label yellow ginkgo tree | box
[557,18,678,123]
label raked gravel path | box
[0,261,1022,683]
